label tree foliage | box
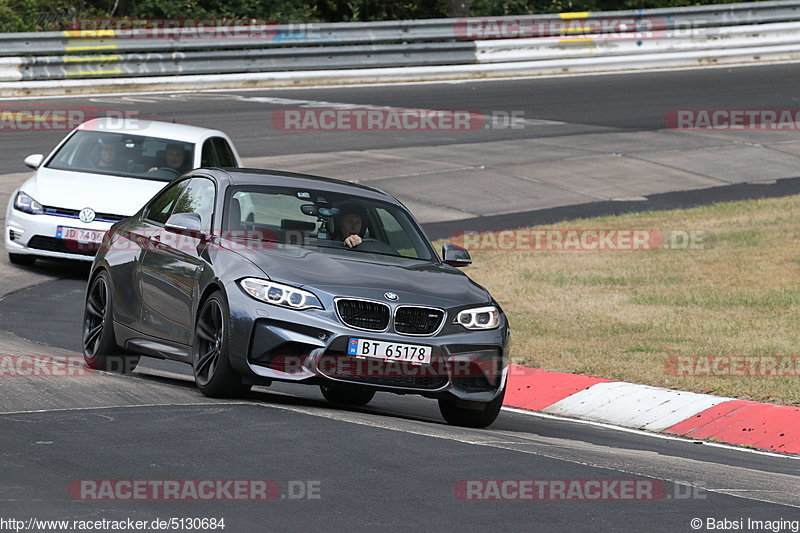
[0,0,772,32]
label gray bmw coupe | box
[83,168,510,427]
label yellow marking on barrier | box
[63,55,120,63]
[63,30,117,38]
[558,38,594,43]
[65,45,118,52]
[559,12,590,19]
[561,27,592,33]
[67,69,124,76]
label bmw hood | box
[23,167,168,216]
[228,244,491,307]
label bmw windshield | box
[225,186,435,261]
[46,130,195,181]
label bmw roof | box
[214,167,402,204]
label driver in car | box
[149,143,188,173]
[334,208,364,248]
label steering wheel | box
[351,238,399,256]
[157,167,180,176]
[340,236,374,250]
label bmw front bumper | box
[225,281,510,402]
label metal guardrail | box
[2,0,800,56]
[474,21,800,62]
[15,42,477,80]
[0,0,799,84]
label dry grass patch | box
[442,195,800,406]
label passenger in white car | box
[94,141,118,170]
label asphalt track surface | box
[5,63,800,237]
[1,278,799,531]
[2,65,800,531]
[5,63,800,163]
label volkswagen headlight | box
[14,191,43,215]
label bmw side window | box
[201,140,217,167]
[171,178,216,228]
[211,138,237,167]
[376,208,421,259]
[143,181,188,225]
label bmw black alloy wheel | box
[193,292,251,398]
[194,297,224,388]
[83,270,139,372]
[83,274,109,358]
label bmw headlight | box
[456,305,500,330]
[240,278,322,310]
[14,191,43,215]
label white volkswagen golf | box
[5,118,242,265]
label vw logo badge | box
[384,292,398,301]
[79,208,96,223]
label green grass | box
[440,195,800,406]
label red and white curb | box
[503,365,800,455]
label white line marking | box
[257,402,800,508]
[0,402,249,416]
[0,395,796,507]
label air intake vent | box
[27,236,98,256]
[336,299,390,331]
[394,306,444,335]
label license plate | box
[347,338,431,364]
[56,226,105,244]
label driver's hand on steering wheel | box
[344,234,362,248]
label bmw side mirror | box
[24,154,44,169]
[442,243,471,267]
[165,212,207,239]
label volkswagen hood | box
[21,167,169,216]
